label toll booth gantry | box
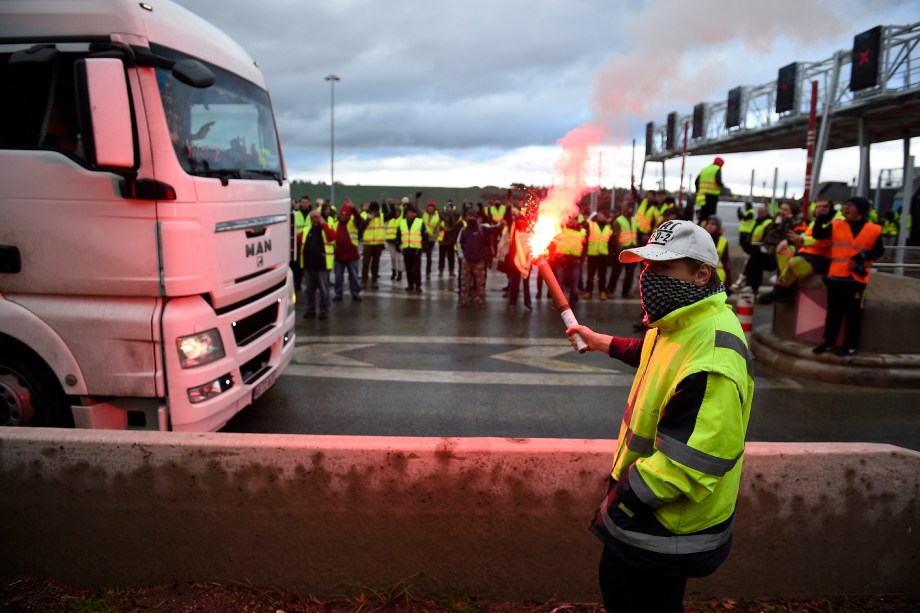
[643,21,920,200]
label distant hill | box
[290,181,511,207]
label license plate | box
[252,369,279,402]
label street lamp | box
[325,74,340,207]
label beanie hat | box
[846,197,871,218]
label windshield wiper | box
[196,168,243,186]
[243,169,284,185]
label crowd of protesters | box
[290,157,898,355]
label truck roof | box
[0,0,266,88]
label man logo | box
[650,221,679,245]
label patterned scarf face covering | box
[639,268,725,325]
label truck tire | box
[0,340,73,428]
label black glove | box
[852,251,867,275]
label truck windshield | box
[153,44,282,181]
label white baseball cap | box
[620,220,719,267]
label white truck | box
[0,0,295,431]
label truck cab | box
[0,0,295,431]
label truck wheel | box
[0,342,72,428]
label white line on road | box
[288,336,802,388]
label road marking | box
[292,343,376,368]
[491,346,610,373]
[289,336,801,388]
[284,363,634,387]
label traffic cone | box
[736,291,755,347]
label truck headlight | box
[176,329,225,368]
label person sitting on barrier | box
[758,198,832,304]
[732,202,799,295]
[565,219,753,613]
[811,196,884,357]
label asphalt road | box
[224,257,920,452]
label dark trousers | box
[742,250,777,292]
[403,249,422,289]
[438,242,456,274]
[599,546,687,613]
[697,197,718,223]
[823,278,868,350]
[361,244,384,286]
[608,256,636,297]
[303,267,330,314]
[585,255,608,293]
[507,266,531,307]
[290,259,302,290]
[423,242,436,274]
[552,256,581,307]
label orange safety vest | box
[828,220,882,284]
[798,220,830,258]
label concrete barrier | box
[1,430,918,602]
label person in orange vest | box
[811,197,884,357]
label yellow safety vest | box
[587,221,613,256]
[635,199,654,233]
[386,216,400,241]
[597,293,753,554]
[751,218,773,243]
[696,164,721,205]
[555,227,585,257]
[715,235,728,282]
[616,215,638,248]
[363,216,386,246]
[489,204,506,223]
[738,208,756,234]
[300,224,335,271]
[423,212,440,242]
[399,217,424,250]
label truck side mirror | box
[75,58,137,172]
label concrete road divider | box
[1,430,917,601]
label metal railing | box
[646,21,920,159]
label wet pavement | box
[225,256,920,452]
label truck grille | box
[233,302,278,347]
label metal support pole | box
[895,154,913,276]
[857,116,871,199]
[812,51,843,195]
[749,169,755,201]
[325,74,340,206]
[771,167,779,209]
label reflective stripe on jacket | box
[399,217,424,250]
[828,220,882,283]
[616,215,638,248]
[386,217,400,241]
[635,199,653,233]
[595,294,753,560]
[695,164,721,205]
[554,227,585,257]
[363,216,386,245]
[587,222,613,256]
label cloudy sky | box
[174,0,917,199]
